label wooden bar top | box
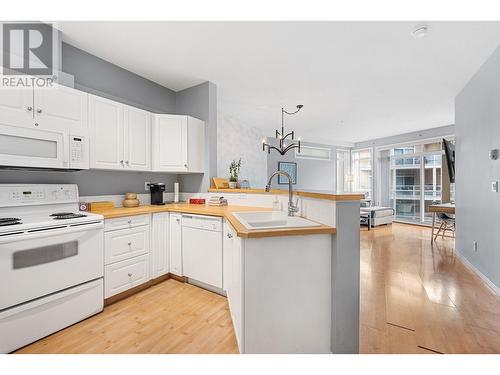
[91,203,336,238]
[207,188,364,201]
[428,203,455,214]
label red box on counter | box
[189,198,206,204]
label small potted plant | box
[229,159,242,189]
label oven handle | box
[0,221,104,244]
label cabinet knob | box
[26,106,33,112]
[227,233,233,238]
[120,160,124,165]
[34,123,39,127]
[127,220,132,224]
[184,164,188,168]
[36,109,42,114]
[176,218,180,223]
[128,273,132,277]
[128,242,132,246]
[126,160,129,165]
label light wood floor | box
[16,223,500,354]
[16,279,238,354]
[360,223,500,354]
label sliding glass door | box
[389,142,443,224]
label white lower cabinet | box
[169,213,183,276]
[222,220,235,292]
[104,254,150,298]
[104,215,151,298]
[104,226,149,265]
[151,212,170,278]
[224,220,244,352]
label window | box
[336,149,350,193]
[295,146,331,160]
[352,149,372,199]
[389,140,444,224]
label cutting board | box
[212,177,229,189]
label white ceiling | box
[58,21,500,145]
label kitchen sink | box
[232,211,321,230]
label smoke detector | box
[412,24,429,39]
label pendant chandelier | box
[262,104,303,155]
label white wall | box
[217,112,268,188]
[266,139,337,191]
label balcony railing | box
[390,185,441,200]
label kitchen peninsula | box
[91,189,363,354]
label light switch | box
[491,181,499,193]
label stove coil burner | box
[0,217,22,226]
[50,213,88,220]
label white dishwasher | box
[182,214,223,288]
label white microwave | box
[0,124,89,170]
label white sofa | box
[360,206,394,227]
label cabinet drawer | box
[104,226,150,265]
[105,214,150,232]
[104,255,149,298]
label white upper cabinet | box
[124,105,151,171]
[0,84,88,132]
[89,95,124,170]
[152,115,187,172]
[152,114,205,173]
[0,88,34,127]
[34,84,88,132]
[89,95,151,171]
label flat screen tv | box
[443,138,455,183]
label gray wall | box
[62,43,176,113]
[175,82,218,193]
[0,170,177,197]
[455,45,500,291]
[266,140,337,192]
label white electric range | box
[0,184,104,353]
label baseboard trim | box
[169,273,188,283]
[455,251,500,296]
[104,273,176,306]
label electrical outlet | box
[473,241,478,253]
[145,182,150,191]
[491,181,499,193]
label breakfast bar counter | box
[91,203,336,238]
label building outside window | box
[352,149,372,199]
[389,141,443,224]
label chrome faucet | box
[265,170,299,216]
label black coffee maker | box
[150,183,166,205]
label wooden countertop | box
[91,203,336,238]
[428,203,455,214]
[207,188,364,201]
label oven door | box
[0,221,104,310]
[0,124,69,169]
